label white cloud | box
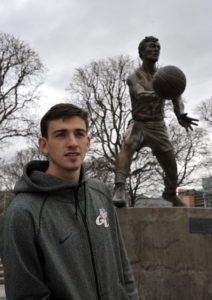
[0,0,211,112]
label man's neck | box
[46,166,80,184]
[141,60,157,75]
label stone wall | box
[117,208,212,300]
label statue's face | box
[142,41,160,62]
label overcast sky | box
[0,0,211,116]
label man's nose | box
[67,134,78,146]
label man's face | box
[142,41,160,62]
[39,116,90,182]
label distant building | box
[178,176,212,208]
[202,177,212,207]
[178,189,205,207]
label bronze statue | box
[113,36,198,207]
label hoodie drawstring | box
[84,183,87,220]
[74,182,86,217]
[74,185,80,217]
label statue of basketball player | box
[113,36,198,207]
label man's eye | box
[76,132,85,137]
[56,133,65,137]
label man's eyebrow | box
[75,128,87,133]
[52,128,87,134]
[52,129,67,134]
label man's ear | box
[86,136,91,152]
[38,137,48,155]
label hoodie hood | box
[14,160,87,195]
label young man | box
[113,36,198,207]
[2,103,139,300]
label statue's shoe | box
[113,184,126,208]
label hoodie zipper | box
[74,188,101,300]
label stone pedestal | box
[117,208,212,300]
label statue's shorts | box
[123,120,173,155]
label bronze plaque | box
[190,218,212,234]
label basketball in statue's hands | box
[153,65,186,99]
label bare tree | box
[127,148,159,206]
[194,97,212,175]
[0,32,44,146]
[195,97,212,123]
[68,56,209,206]
[68,55,135,169]
[0,147,44,191]
[162,116,209,181]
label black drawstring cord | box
[74,185,80,217]
[74,181,87,218]
[84,182,87,220]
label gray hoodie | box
[3,160,139,300]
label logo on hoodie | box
[96,208,109,228]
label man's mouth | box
[64,152,80,157]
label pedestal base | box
[118,207,212,300]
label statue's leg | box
[156,150,186,207]
[115,148,133,183]
[113,123,141,207]
[113,146,136,207]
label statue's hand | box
[178,113,199,132]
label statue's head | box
[138,36,159,60]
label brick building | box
[178,189,205,207]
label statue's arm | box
[172,96,185,119]
[172,97,199,131]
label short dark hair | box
[138,36,159,60]
[40,103,89,138]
